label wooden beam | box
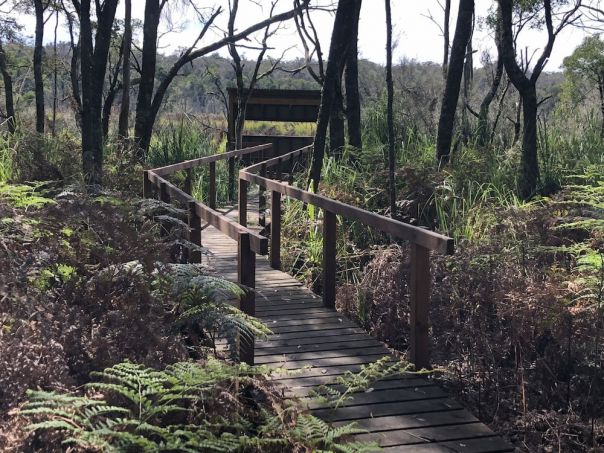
[143,170,153,198]
[270,190,281,269]
[409,243,431,370]
[259,164,267,226]
[323,210,337,309]
[152,143,273,176]
[239,171,454,254]
[239,178,248,228]
[184,168,192,195]
[147,171,267,255]
[209,161,216,210]
[188,200,202,263]
[245,145,312,173]
[238,232,256,365]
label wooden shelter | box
[227,88,321,157]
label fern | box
[158,263,271,360]
[261,412,379,453]
[23,359,380,452]
[309,357,415,408]
[135,198,187,219]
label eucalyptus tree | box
[0,2,19,134]
[75,0,120,186]
[309,0,361,190]
[435,0,474,165]
[34,0,50,133]
[133,0,311,159]
[385,0,395,217]
[118,0,131,139]
[227,0,286,150]
[498,0,581,199]
[294,0,361,156]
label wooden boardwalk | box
[203,201,514,453]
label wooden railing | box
[144,142,454,369]
[239,145,454,369]
[143,144,274,364]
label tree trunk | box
[478,55,503,145]
[0,38,16,134]
[34,0,46,134]
[518,84,539,199]
[329,82,345,157]
[461,30,474,143]
[498,0,569,198]
[134,0,162,158]
[309,0,358,191]
[79,0,119,186]
[136,3,306,158]
[598,78,604,139]
[102,87,120,139]
[385,0,396,218]
[513,92,522,144]
[64,6,82,129]
[52,8,59,136]
[118,0,132,139]
[443,0,451,78]
[435,0,474,165]
[344,0,362,151]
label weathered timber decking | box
[202,200,514,453]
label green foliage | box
[432,178,523,243]
[148,121,217,168]
[158,262,271,361]
[0,182,56,209]
[22,360,379,453]
[0,131,18,182]
[262,413,378,453]
[546,165,604,309]
[563,35,604,86]
[309,357,414,408]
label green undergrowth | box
[21,359,382,453]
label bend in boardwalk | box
[203,200,514,453]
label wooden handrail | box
[240,145,452,254]
[151,143,273,176]
[145,171,267,255]
[244,145,312,173]
[239,144,455,369]
[240,170,453,254]
[144,142,279,366]
[145,140,455,370]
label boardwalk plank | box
[199,207,513,453]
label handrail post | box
[259,164,267,226]
[209,161,217,210]
[323,210,336,308]
[188,201,202,263]
[270,190,281,269]
[159,182,171,237]
[184,168,192,195]
[239,177,248,227]
[228,157,235,202]
[238,232,256,365]
[288,153,294,185]
[410,243,431,370]
[143,170,153,198]
[275,157,283,181]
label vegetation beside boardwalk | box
[1,0,604,451]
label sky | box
[20,0,593,71]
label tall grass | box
[147,121,217,168]
[0,132,17,183]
